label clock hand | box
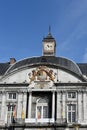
[47,45,49,47]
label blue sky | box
[0,0,87,63]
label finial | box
[48,25,51,34]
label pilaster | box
[83,91,87,122]
[57,91,61,119]
[1,92,6,124]
[17,92,23,118]
[28,92,32,118]
[78,91,82,122]
[52,91,55,119]
[62,91,66,119]
[23,92,27,118]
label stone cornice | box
[54,82,87,86]
[0,83,29,87]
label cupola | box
[42,27,56,56]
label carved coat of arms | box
[28,66,56,84]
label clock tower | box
[42,28,56,56]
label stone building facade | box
[0,31,87,130]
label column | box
[28,92,32,118]
[62,91,66,119]
[1,92,6,124]
[52,91,55,120]
[78,91,82,122]
[57,92,61,120]
[23,92,27,118]
[83,91,87,122]
[17,92,23,118]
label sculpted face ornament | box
[28,66,56,84]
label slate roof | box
[0,57,87,77]
[77,63,87,76]
[4,56,82,76]
[0,62,10,75]
[42,32,56,42]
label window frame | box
[7,92,17,100]
[67,104,76,123]
[36,98,49,119]
[67,92,76,99]
[7,104,17,124]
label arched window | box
[36,98,49,119]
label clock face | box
[44,43,54,51]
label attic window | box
[8,93,16,99]
[68,92,76,99]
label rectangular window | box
[67,104,76,123]
[8,105,15,111]
[68,92,76,99]
[7,104,16,124]
[8,93,16,100]
[9,93,12,99]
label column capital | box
[77,90,82,93]
[17,90,27,94]
[28,88,32,92]
[60,90,66,93]
[1,91,6,94]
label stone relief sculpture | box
[28,66,56,84]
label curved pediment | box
[0,63,86,84]
[0,56,86,84]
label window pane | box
[9,93,12,99]
[72,92,76,98]
[68,112,71,122]
[38,98,47,103]
[12,105,15,111]
[68,105,71,111]
[37,106,41,119]
[8,106,11,111]
[43,106,48,118]
[13,93,16,99]
[68,92,76,98]
[72,112,76,122]
[72,105,76,111]
[68,93,71,98]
